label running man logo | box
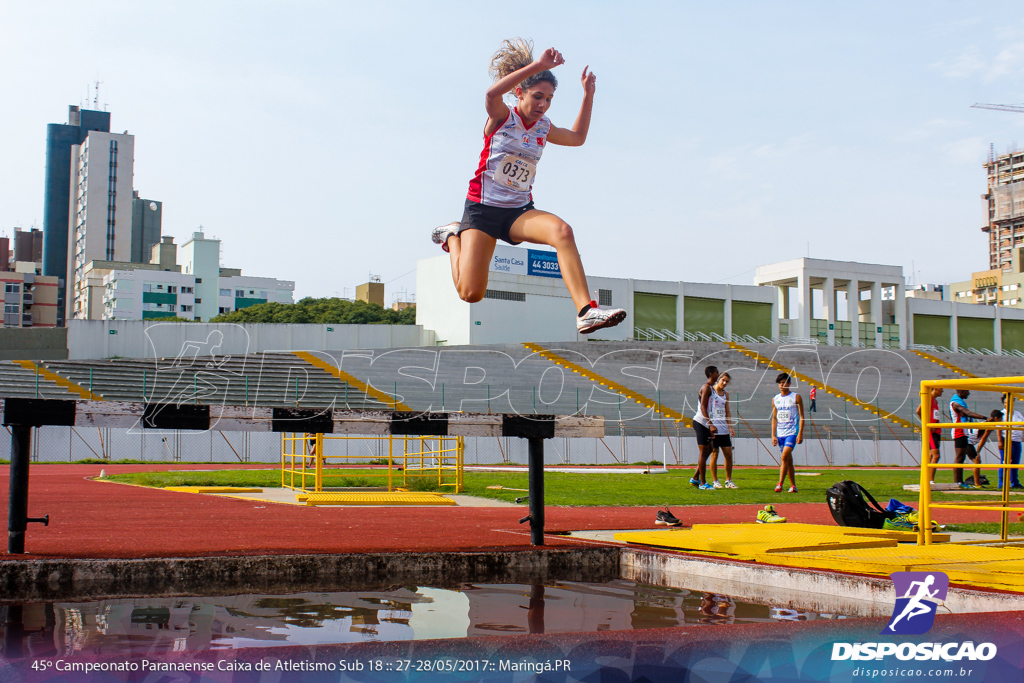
[884,571,949,635]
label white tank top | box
[774,393,799,437]
[709,388,728,432]
[693,383,714,427]
[467,108,551,208]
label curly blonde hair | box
[489,38,557,93]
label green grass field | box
[104,466,1024,507]
[102,466,1024,535]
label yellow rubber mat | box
[164,486,263,493]
[616,523,1024,591]
[616,525,898,556]
[297,492,455,506]
[690,523,950,544]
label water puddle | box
[1,580,855,658]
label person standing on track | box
[707,372,738,489]
[432,39,626,335]
[999,393,1024,490]
[919,387,944,485]
[949,389,987,488]
[690,365,719,490]
[771,372,803,493]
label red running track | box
[0,464,1011,560]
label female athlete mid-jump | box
[432,39,627,334]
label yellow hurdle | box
[918,376,1024,545]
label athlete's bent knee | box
[457,285,485,303]
[550,222,575,246]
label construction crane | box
[971,103,1024,113]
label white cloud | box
[987,41,1024,81]
[943,137,988,166]
[931,46,986,78]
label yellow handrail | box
[523,342,691,426]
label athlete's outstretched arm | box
[485,48,565,134]
[548,67,595,147]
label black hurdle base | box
[527,437,545,545]
[8,426,49,555]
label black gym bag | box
[826,480,898,529]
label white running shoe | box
[712,480,723,489]
[577,302,627,334]
[431,221,460,253]
[724,480,738,489]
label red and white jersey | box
[467,107,551,208]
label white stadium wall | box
[66,320,435,360]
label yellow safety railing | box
[726,341,918,433]
[291,351,412,411]
[14,360,103,400]
[281,433,463,494]
[911,350,977,378]
[918,376,1024,545]
[523,342,691,426]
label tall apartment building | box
[14,228,43,268]
[983,149,1024,272]
[42,106,111,316]
[130,191,162,263]
[66,130,135,321]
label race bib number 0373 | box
[493,155,536,192]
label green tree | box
[210,297,416,325]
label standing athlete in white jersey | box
[770,372,804,493]
[431,39,627,334]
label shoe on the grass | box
[757,505,787,524]
[774,484,783,493]
[699,482,714,490]
[577,302,627,334]
[724,480,738,489]
[689,477,700,488]
[957,482,973,490]
[712,480,723,489]
[655,508,682,527]
[431,221,460,252]
[787,486,798,493]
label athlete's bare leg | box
[722,446,734,481]
[446,230,497,303]
[508,210,591,311]
[708,447,719,482]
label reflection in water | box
[1,581,849,659]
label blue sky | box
[3,1,1024,302]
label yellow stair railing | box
[292,351,412,411]
[523,342,692,426]
[911,350,977,379]
[14,360,103,400]
[724,341,918,433]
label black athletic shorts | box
[956,444,980,461]
[459,199,534,245]
[714,434,732,449]
[694,421,712,446]
[929,430,942,450]
[954,435,969,450]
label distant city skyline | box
[4,2,1024,302]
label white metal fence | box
[0,425,938,468]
